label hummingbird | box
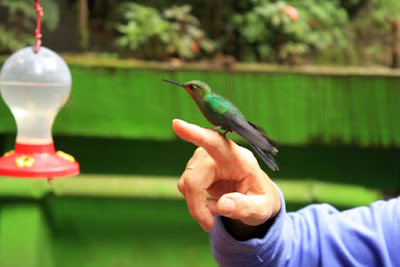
[162,79,279,171]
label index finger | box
[172,119,237,164]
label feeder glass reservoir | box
[0,46,71,144]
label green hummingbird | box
[162,79,279,171]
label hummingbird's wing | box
[221,110,279,171]
[221,111,278,155]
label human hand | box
[172,119,281,232]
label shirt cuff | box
[209,182,287,265]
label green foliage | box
[115,3,170,52]
[2,0,400,65]
[368,0,400,24]
[348,0,400,65]
[336,0,372,18]
[293,1,348,49]
[40,0,60,31]
[233,0,348,63]
[163,5,215,59]
[0,25,32,53]
[114,3,215,60]
[0,0,59,53]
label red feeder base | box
[0,142,80,178]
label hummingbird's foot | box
[222,130,230,136]
[209,126,230,137]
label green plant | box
[0,0,59,53]
[163,5,215,59]
[115,3,170,57]
[233,0,348,63]
[336,0,372,18]
[115,3,215,60]
[351,0,400,67]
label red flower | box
[284,5,299,21]
[192,42,200,53]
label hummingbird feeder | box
[0,0,79,179]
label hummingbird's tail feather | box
[249,143,279,171]
[221,112,278,154]
[247,121,279,148]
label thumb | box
[217,193,272,226]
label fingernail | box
[220,198,235,214]
[173,118,188,126]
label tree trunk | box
[211,0,222,39]
[390,19,399,69]
[78,0,89,50]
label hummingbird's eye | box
[188,84,196,90]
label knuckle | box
[180,172,189,182]
[233,196,262,220]
[241,207,253,219]
[180,174,197,193]
[193,150,215,169]
[241,147,258,163]
[254,208,268,221]
[204,155,216,168]
[177,179,185,194]
[188,206,205,221]
[235,146,256,161]
[183,177,199,192]
[241,198,269,222]
[245,166,262,179]
[193,146,205,157]
[233,149,261,177]
[189,208,200,220]
[242,207,262,221]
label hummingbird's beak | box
[162,79,184,87]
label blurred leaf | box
[114,3,215,60]
[234,0,349,63]
[41,0,60,31]
[0,0,59,53]
[258,44,272,59]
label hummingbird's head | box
[162,79,212,99]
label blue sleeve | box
[209,185,400,266]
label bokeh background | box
[0,1,399,266]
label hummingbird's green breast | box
[197,93,245,130]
